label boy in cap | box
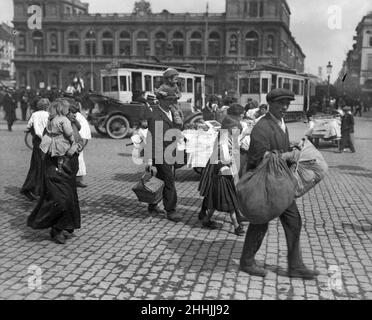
[155,68,184,128]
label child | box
[40,99,78,175]
[198,104,246,236]
[155,68,184,127]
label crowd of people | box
[5,68,368,280]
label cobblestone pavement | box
[0,113,372,300]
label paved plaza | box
[0,113,372,300]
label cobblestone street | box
[1,114,372,300]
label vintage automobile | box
[83,92,203,139]
[305,113,341,148]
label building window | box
[368,54,372,70]
[259,1,264,17]
[85,31,96,56]
[65,6,72,15]
[172,32,184,57]
[369,36,372,47]
[32,30,44,56]
[154,31,167,56]
[119,31,131,56]
[136,31,149,57]
[249,1,258,17]
[267,0,277,16]
[68,31,80,56]
[102,31,113,56]
[18,33,26,51]
[208,32,221,57]
[229,34,238,53]
[266,35,274,53]
[245,31,259,57]
[190,31,202,57]
[50,33,58,53]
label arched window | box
[154,31,167,57]
[208,32,221,57]
[136,31,149,57]
[190,31,202,57]
[266,34,274,53]
[50,33,58,53]
[119,31,131,56]
[33,70,44,88]
[172,31,184,57]
[50,73,59,88]
[102,31,113,56]
[18,33,26,51]
[68,31,80,55]
[32,30,44,56]
[85,30,96,56]
[245,31,259,57]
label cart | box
[306,114,341,148]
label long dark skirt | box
[21,135,43,196]
[27,153,81,231]
[198,160,240,213]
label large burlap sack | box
[237,152,297,224]
[291,139,328,198]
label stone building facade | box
[0,23,16,80]
[13,0,305,93]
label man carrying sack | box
[239,88,320,280]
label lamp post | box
[89,30,94,91]
[326,61,333,110]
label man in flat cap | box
[239,88,319,279]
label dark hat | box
[266,89,295,103]
[221,115,243,132]
[227,103,245,116]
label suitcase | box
[132,169,164,204]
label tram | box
[237,65,310,121]
[100,62,206,109]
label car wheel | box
[105,115,130,139]
[94,124,107,136]
[186,114,203,126]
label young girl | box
[198,104,246,236]
[39,99,78,175]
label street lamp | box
[326,61,333,109]
[89,30,94,91]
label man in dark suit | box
[338,106,355,153]
[240,88,320,280]
[144,95,183,223]
[3,89,17,131]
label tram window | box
[187,79,193,93]
[299,81,304,95]
[102,76,110,92]
[278,77,283,88]
[119,76,127,91]
[262,78,269,93]
[153,76,163,90]
[240,79,249,94]
[144,75,152,92]
[283,78,291,90]
[178,78,185,92]
[249,78,260,94]
[292,79,300,95]
[111,76,118,91]
[271,74,277,90]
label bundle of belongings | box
[237,139,328,224]
[290,138,328,198]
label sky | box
[2,0,372,82]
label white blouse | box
[27,111,49,139]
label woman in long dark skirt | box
[21,98,50,201]
[27,99,81,244]
[198,104,247,236]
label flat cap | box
[266,88,295,102]
[163,68,179,78]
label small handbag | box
[132,169,164,204]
